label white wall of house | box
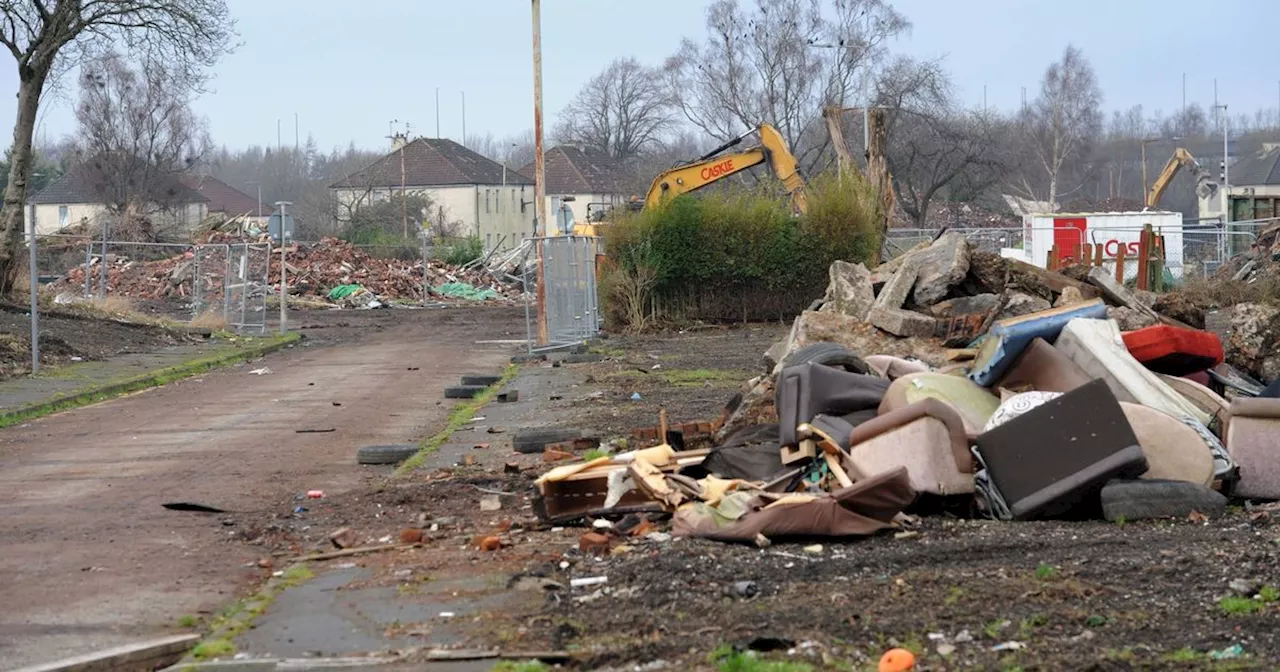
[333,183,535,250]
[1199,184,1280,221]
[26,201,208,238]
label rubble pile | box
[534,231,1280,545]
[1213,221,1280,285]
[51,236,524,305]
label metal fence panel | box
[227,243,271,334]
[528,236,601,349]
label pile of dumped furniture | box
[534,233,1280,544]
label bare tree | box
[1009,45,1102,208]
[74,51,209,238]
[0,0,233,293]
[1160,103,1208,138]
[466,130,535,170]
[554,58,672,162]
[663,0,908,173]
[871,57,1005,226]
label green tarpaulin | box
[435,282,498,301]
[328,284,363,300]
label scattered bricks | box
[543,448,574,462]
[578,532,612,555]
[628,518,657,538]
[476,535,502,552]
[545,437,601,452]
[329,527,358,549]
[399,528,424,544]
[869,307,938,338]
[257,557,273,569]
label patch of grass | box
[588,345,625,357]
[711,650,814,672]
[1105,647,1137,662]
[190,638,235,659]
[492,662,550,672]
[1218,596,1262,615]
[1113,514,1127,526]
[188,562,315,661]
[1034,563,1057,580]
[1085,614,1108,627]
[660,368,751,387]
[1164,647,1201,663]
[582,448,612,461]
[983,619,1007,639]
[1259,585,1279,603]
[394,364,519,476]
[176,614,198,628]
[943,586,966,605]
[190,309,230,331]
[0,333,300,429]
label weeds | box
[176,614,198,628]
[1035,563,1057,580]
[190,638,235,659]
[1260,585,1279,602]
[710,649,814,672]
[190,309,230,331]
[394,364,519,476]
[492,661,550,672]
[1165,647,1201,662]
[582,448,611,461]
[1218,596,1262,615]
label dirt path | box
[0,306,523,670]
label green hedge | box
[602,172,883,329]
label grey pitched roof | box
[330,138,532,189]
[519,146,632,195]
[178,174,261,215]
[29,155,207,205]
[1229,147,1280,187]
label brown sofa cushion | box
[848,397,973,474]
[994,337,1091,393]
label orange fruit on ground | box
[878,647,916,672]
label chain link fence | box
[32,233,271,333]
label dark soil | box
[0,303,203,377]
[231,323,1280,670]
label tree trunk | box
[0,72,49,296]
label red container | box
[1121,324,1223,376]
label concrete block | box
[869,307,938,338]
[872,265,919,311]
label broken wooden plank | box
[1007,259,1101,299]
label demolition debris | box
[533,229,1280,544]
[50,235,525,305]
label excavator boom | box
[1148,147,1218,208]
[644,124,808,214]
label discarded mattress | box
[968,299,1108,387]
[846,399,974,495]
[1226,398,1280,500]
[1121,324,1224,376]
[864,355,930,380]
[1119,402,1214,486]
[776,363,888,448]
[1054,318,1211,427]
[672,467,915,542]
[993,338,1091,394]
[1159,373,1231,440]
[973,379,1148,520]
[880,372,1000,437]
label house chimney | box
[391,132,408,151]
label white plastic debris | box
[570,576,608,588]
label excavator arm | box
[644,124,809,214]
[1148,147,1219,208]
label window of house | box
[58,206,68,228]
[485,190,491,214]
[486,233,492,248]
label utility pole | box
[435,87,441,138]
[276,201,292,333]
[277,119,281,151]
[294,112,299,153]
[1214,104,1229,219]
[531,0,548,345]
[462,91,466,145]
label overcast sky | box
[5,0,1277,153]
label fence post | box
[83,242,91,298]
[193,245,203,317]
[28,215,39,374]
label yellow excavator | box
[569,124,807,236]
[643,124,808,214]
[1147,147,1219,208]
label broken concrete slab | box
[1085,266,1161,323]
[872,264,919,311]
[1054,286,1084,307]
[910,232,971,307]
[1223,302,1280,380]
[928,294,999,319]
[870,307,938,338]
[996,292,1052,321]
[1107,306,1158,332]
[818,261,875,319]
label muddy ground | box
[0,302,206,377]
[238,323,1280,671]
